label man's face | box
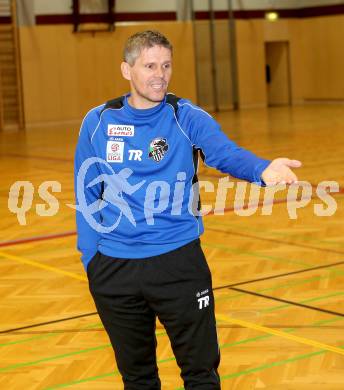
[121,45,172,108]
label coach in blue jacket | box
[74,30,301,390]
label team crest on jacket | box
[148,138,169,162]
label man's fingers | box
[284,159,302,168]
[282,168,298,184]
[263,169,298,186]
[273,158,302,168]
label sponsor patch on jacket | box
[148,138,169,162]
[107,141,124,163]
[107,124,134,137]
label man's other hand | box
[261,158,302,186]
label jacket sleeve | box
[179,102,271,185]
[74,110,103,268]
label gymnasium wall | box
[31,0,344,15]
[301,15,344,101]
[17,6,344,123]
[19,22,196,124]
[195,14,344,109]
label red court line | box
[0,199,289,248]
[206,189,344,216]
[2,153,73,163]
[1,185,342,249]
[200,174,344,194]
[310,183,344,194]
[0,231,76,248]
[208,197,304,215]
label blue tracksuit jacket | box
[74,93,270,270]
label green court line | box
[261,291,344,313]
[2,221,342,350]
[0,322,165,349]
[0,322,103,348]
[44,371,120,389]
[1,267,342,350]
[204,219,344,249]
[220,316,343,350]
[44,316,344,390]
[0,343,112,373]
[0,330,167,373]
[202,242,314,267]
[1,290,341,375]
[215,268,344,302]
[1,236,342,383]
[175,347,344,390]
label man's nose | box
[154,66,164,78]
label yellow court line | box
[0,251,87,282]
[216,314,344,356]
[2,250,343,357]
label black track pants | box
[87,239,221,389]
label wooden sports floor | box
[0,104,343,389]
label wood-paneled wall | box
[19,21,197,124]
[195,15,344,109]
[18,15,344,124]
[302,15,344,101]
[236,19,267,108]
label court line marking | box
[229,287,344,318]
[1,247,343,334]
[0,238,311,267]
[175,347,341,390]
[6,323,344,336]
[261,292,343,314]
[1,314,342,375]
[0,330,167,374]
[0,231,76,248]
[0,238,321,287]
[1,179,342,249]
[216,314,344,356]
[1,236,343,374]
[204,218,344,248]
[0,312,97,335]
[220,317,343,350]
[1,269,342,338]
[0,343,112,373]
[41,317,344,389]
[207,226,344,255]
[1,230,343,333]
[202,241,312,267]
[1,293,343,378]
[43,371,120,389]
[213,259,344,290]
[202,173,344,194]
[2,231,343,318]
[3,153,73,163]
[1,268,343,339]
[0,251,87,282]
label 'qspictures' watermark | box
[8,157,339,227]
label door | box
[265,41,291,106]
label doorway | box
[265,41,291,106]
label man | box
[74,30,301,389]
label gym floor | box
[0,104,343,389]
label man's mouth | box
[150,83,166,91]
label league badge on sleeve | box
[148,138,169,162]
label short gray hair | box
[123,30,173,66]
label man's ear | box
[121,62,131,81]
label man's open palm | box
[261,158,302,186]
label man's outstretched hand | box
[261,158,302,186]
